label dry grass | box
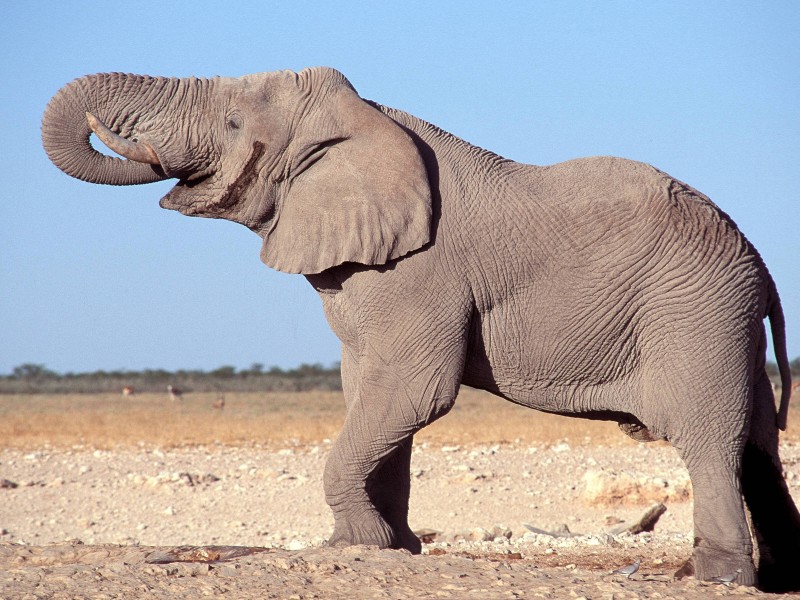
[418,389,634,447]
[1,388,798,450]
[0,391,344,450]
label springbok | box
[167,385,183,401]
[122,386,135,396]
[213,395,225,410]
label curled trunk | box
[85,111,161,165]
[42,73,176,185]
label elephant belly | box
[462,279,641,414]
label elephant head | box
[42,68,433,274]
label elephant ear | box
[260,70,432,274]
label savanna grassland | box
[2,387,799,450]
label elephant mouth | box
[161,140,268,218]
[159,171,220,216]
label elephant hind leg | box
[742,372,800,592]
[742,444,800,592]
[672,442,756,587]
[657,359,756,585]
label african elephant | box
[42,67,798,591]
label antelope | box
[122,386,135,396]
[167,385,183,401]
[213,395,225,410]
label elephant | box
[42,67,798,591]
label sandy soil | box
[3,437,800,598]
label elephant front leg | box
[325,454,398,550]
[318,283,470,552]
[367,437,421,553]
[325,435,421,552]
[323,369,458,553]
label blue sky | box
[1,2,798,374]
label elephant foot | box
[674,548,756,587]
[756,556,800,593]
[394,524,422,554]
[327,509,420,553]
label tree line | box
[0,363,342,394]
[2,358,799,395]
[766,359,800,386]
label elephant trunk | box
[85,111,161,165]
[42,73,181,185]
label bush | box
[0,363,342,394]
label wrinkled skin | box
[42,67,798,591]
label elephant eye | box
[226,114,242,130]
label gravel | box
[2,441,799,598]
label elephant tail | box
[768,277,791,431]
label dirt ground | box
[2,389,799,598]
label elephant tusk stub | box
[86,112,161,165]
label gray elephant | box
[42,67,798,591]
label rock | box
[522,523,573,538]
[214,565,239,577]
[451,472,486,484]
[608,503,667,535]
[490,525,513,540]
[442,527,495,542]
[581,469,692,506]
[413,529,441,543]
[285,539,306,550]
[553,523,571,536]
